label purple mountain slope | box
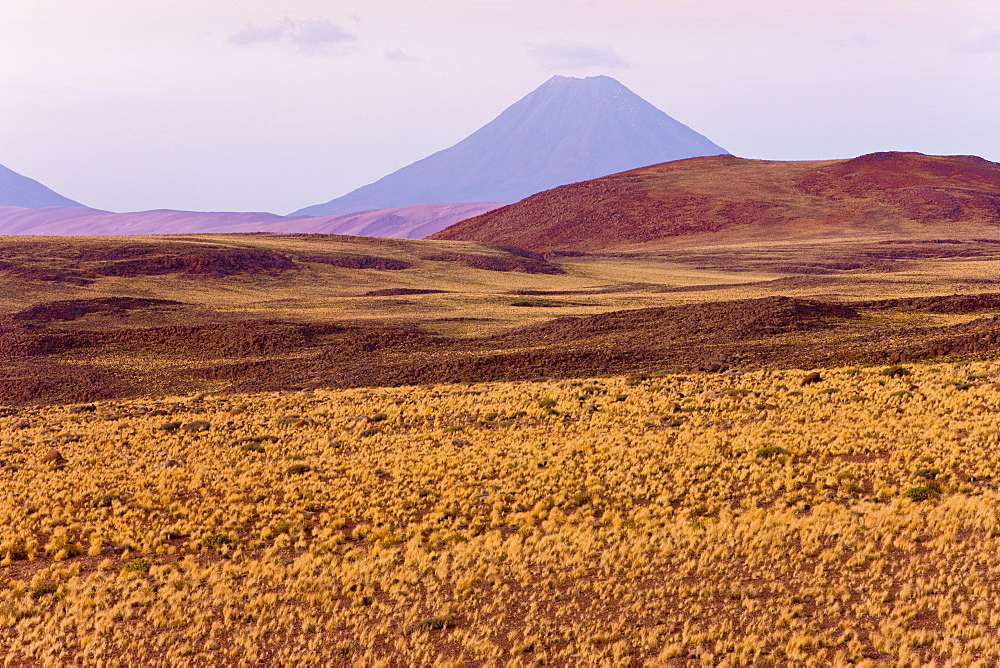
[0,163,83,208]
[291,75,728,217]
[0,202,501,238]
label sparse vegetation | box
[0,364,998,662]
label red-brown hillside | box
[430,152,1000,252]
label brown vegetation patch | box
[423,251,563,274]
[499,297,859,345]
[0,240,297,283]
[858,292,1000,314]
[0,359,133,404]
[363,288,448,297]
[94,248,295,278]
[10,298,184,323]
[298,253,411,270]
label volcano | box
[0,162,83,208]
[291,75,727,217]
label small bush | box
[93,494,125,508]
[537,398,557,409]
[201,534,233,549]
[181,421,211,433]
[902,486,940,502]
[801,372,823,385]
[881,366,911,378]
[756,446,789,459]
[121,558,152,577]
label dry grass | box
[5,233,1000,340]
[3,363,1000,663]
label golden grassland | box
[4,233,1000,339]
[3,363,1000,664]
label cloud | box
[385,48,422,63]
[528,43,629,70]
[956,30,1000,54]
[231,17,357,56]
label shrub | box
[756,446,789,459]
[121,558,152,577]
[93,494,125,508]
[181,420,211,433]
[801,372,823,385]
[881,366,911,378]
[201,534,233,549]
[902,486,940,502]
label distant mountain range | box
[291,75,728,216]
[0,162,83,208]
[433,152,1000,252]
[0,202,500,237]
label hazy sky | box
[1,1,998,213]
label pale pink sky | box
[1,0,998,213]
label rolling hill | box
[292,75,727,216]
[432,152,1000,252]
[0,202,500,237]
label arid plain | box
[5,152,1000,664]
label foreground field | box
[3,364,1000,664]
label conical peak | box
[540,74,626,90]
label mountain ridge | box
[0,202,500,237]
